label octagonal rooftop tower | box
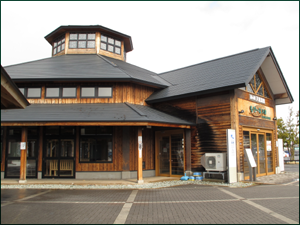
[44,25,133,61]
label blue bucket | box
[195,176,203,181]
[193,172,202,176]
[189,176,195,181]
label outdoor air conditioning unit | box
[201,153,227,172]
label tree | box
[277,107,299,159]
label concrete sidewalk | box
[1,164,298,186]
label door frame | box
[242,127,275,180]
[42,127,76,178]
[155,129,185,177]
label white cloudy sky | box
[1,1,299,121]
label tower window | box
[69,33,95,49]
[53,35,65,55]
[100,35,121,55]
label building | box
[1,25,293,182]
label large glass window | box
[80,126,113,163]
[69,33,95,49]
[100,35,121,55]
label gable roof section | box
[4,54,167,88]
[147,47,270,103]
[1,103,194,126]
[146,47,293,105]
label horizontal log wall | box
[193,91,232,171]
[16,82,155,106]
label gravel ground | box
[0,180,255,189]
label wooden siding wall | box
[75,126,154,172]
[193,91,232,171]
[16,82,155,106]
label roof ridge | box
[102,55,158,75]
[97,54,133,78]
[159,47,270,76]
[124,102,148,117]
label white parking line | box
[114,190,138,224]
[1,190,51,207]
[218,188,299,224]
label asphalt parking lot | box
[1,182,299,224]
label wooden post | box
[185,129,192,176]
[19,127,28,183]
[137,127,143,183]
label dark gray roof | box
[1,103,193,125]
[4,54,167,88]
[146,47,271,103]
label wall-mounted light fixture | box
[257,129,260,131]
[273,117,277,120]
[238,110,244,113]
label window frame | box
[26,87,42,99]
[45,87,77,99]
[100,34,121,55]
[79,126,113,163]
[69,33,96,49]
[80,86,113,98]
[244,71,272,99]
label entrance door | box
[43,127,75,178]
[243,128,274,179]
[156,130,185,177]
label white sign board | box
[138,136,142,158]
[20,142,26,150]
[266,141,272,151]
[245,148,257,167]
[278,139,284,172]
[227,129,237,183]
[249,94,265,104]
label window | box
[19,87,42,98]
[69,33,95,49]
[45,87,77,98]
[80,127,113,163]
[81,87,112,98]
[100,35,121,55]
[53,35,65,55]
[244,72,271,98]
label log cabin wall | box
[16,82,156,106]
[194,91,232,171]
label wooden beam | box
[1,122,191,129]
[274,93,288,99]
[137,127,143,183]
[38,127,43,173]
[19,127,28,183]
[185,129,191,173]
